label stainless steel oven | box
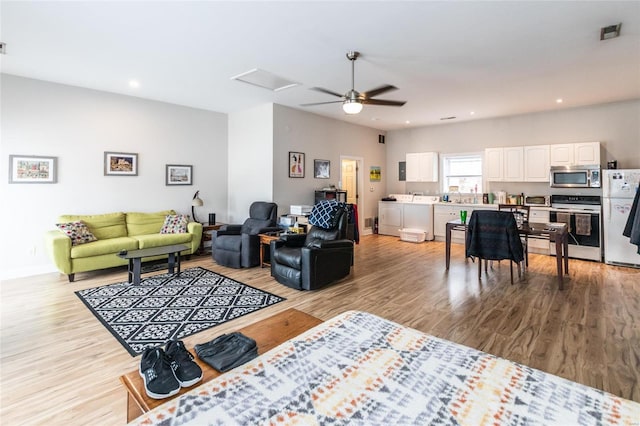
[550,165,601,188]
[549,195,602,261]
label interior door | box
[341,159,357,204]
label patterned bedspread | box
[131,310,640,425]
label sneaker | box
[139,347,181,399]
[165,340,203,388]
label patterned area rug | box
[75,267,285,356]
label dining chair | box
[498,204,530,267]
[465,210,525,284]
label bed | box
[130,310,639,425]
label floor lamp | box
[192,190,203,223]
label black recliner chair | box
[270,204,354,290]
[212,202,279,268]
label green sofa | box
[45,210,203,282]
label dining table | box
[445,219,570,290]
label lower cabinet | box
[528,208,550,254]
[434,204,497,243]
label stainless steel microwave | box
[550,165,601,188]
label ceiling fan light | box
[343,100,363,114]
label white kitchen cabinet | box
[485,147,523,182]
[406,152,438,182]
[549,144,573,166]
[434,204,496,243]
[550,142,600,167]
[528,208,551,254]
[485,148,504,181]
[524,145,550,182]
[574,142,600,165]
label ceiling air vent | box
[230,68,299,92]
[600,23,622,40]
[0,42,6,55]
[440,116,457,121]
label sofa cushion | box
[160,214,189,234]
[126,210,176,236]
[56,221,98,246]
[134,233,192,249]
[70,237,139,259]
[59,212,127,240]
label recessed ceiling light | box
[129,80,140,88]
[470,111,475,115]
[556,98,563,104]
[231,68,299,92]
[405,120,411,124]
[600,23,622,40]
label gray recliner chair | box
[212,202,279,268]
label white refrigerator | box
[603,169,640,267]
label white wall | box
[227,103,274,223]
[273,104,385,230]
[0,75,228,279]
[385,99,640,196]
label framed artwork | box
[370,166,381,182]
[289,151,305,178]
[104,152,138,176]
[314,159,330,179]
[166,164,193,185]
[9,155,57,184]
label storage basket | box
[399,228,426,243]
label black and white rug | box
[75,267,285,356]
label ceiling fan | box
[301,51,406,115]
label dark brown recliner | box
[270,205,353,291]
[212,202,279,268]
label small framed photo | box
[166,164,193,185]
[370,166,381,182]
[104,152,138,176]
[289,151,305,178]
[314,159,330,179]
[9,155,57,184]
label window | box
[441,153,483,194]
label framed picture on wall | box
[314,159,330,179]
[166,164,193,185]
[370,166,381,182]
[8,155,57,184]
[104,152,138,176]
[289,151,305,178]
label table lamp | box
[191,190,204,223]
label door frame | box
[340,155,365,235]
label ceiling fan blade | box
[361,84,398,99]
[300,100,345,107]
[362,98,407,107]
[310,87,345,98]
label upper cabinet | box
[524,145,550,182]
[550,142,600,167]
[406,152,438,182]
[485,147,523,182]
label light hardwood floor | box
[1,235,639,424]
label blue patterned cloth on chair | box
[308,200,346,230]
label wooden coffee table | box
[119,308,323,422]
[117,243,188,285]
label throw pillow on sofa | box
[56,221,98,245]
[160,214,189,234]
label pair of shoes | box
[139,341,203,399]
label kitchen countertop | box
[435,202,551,210]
